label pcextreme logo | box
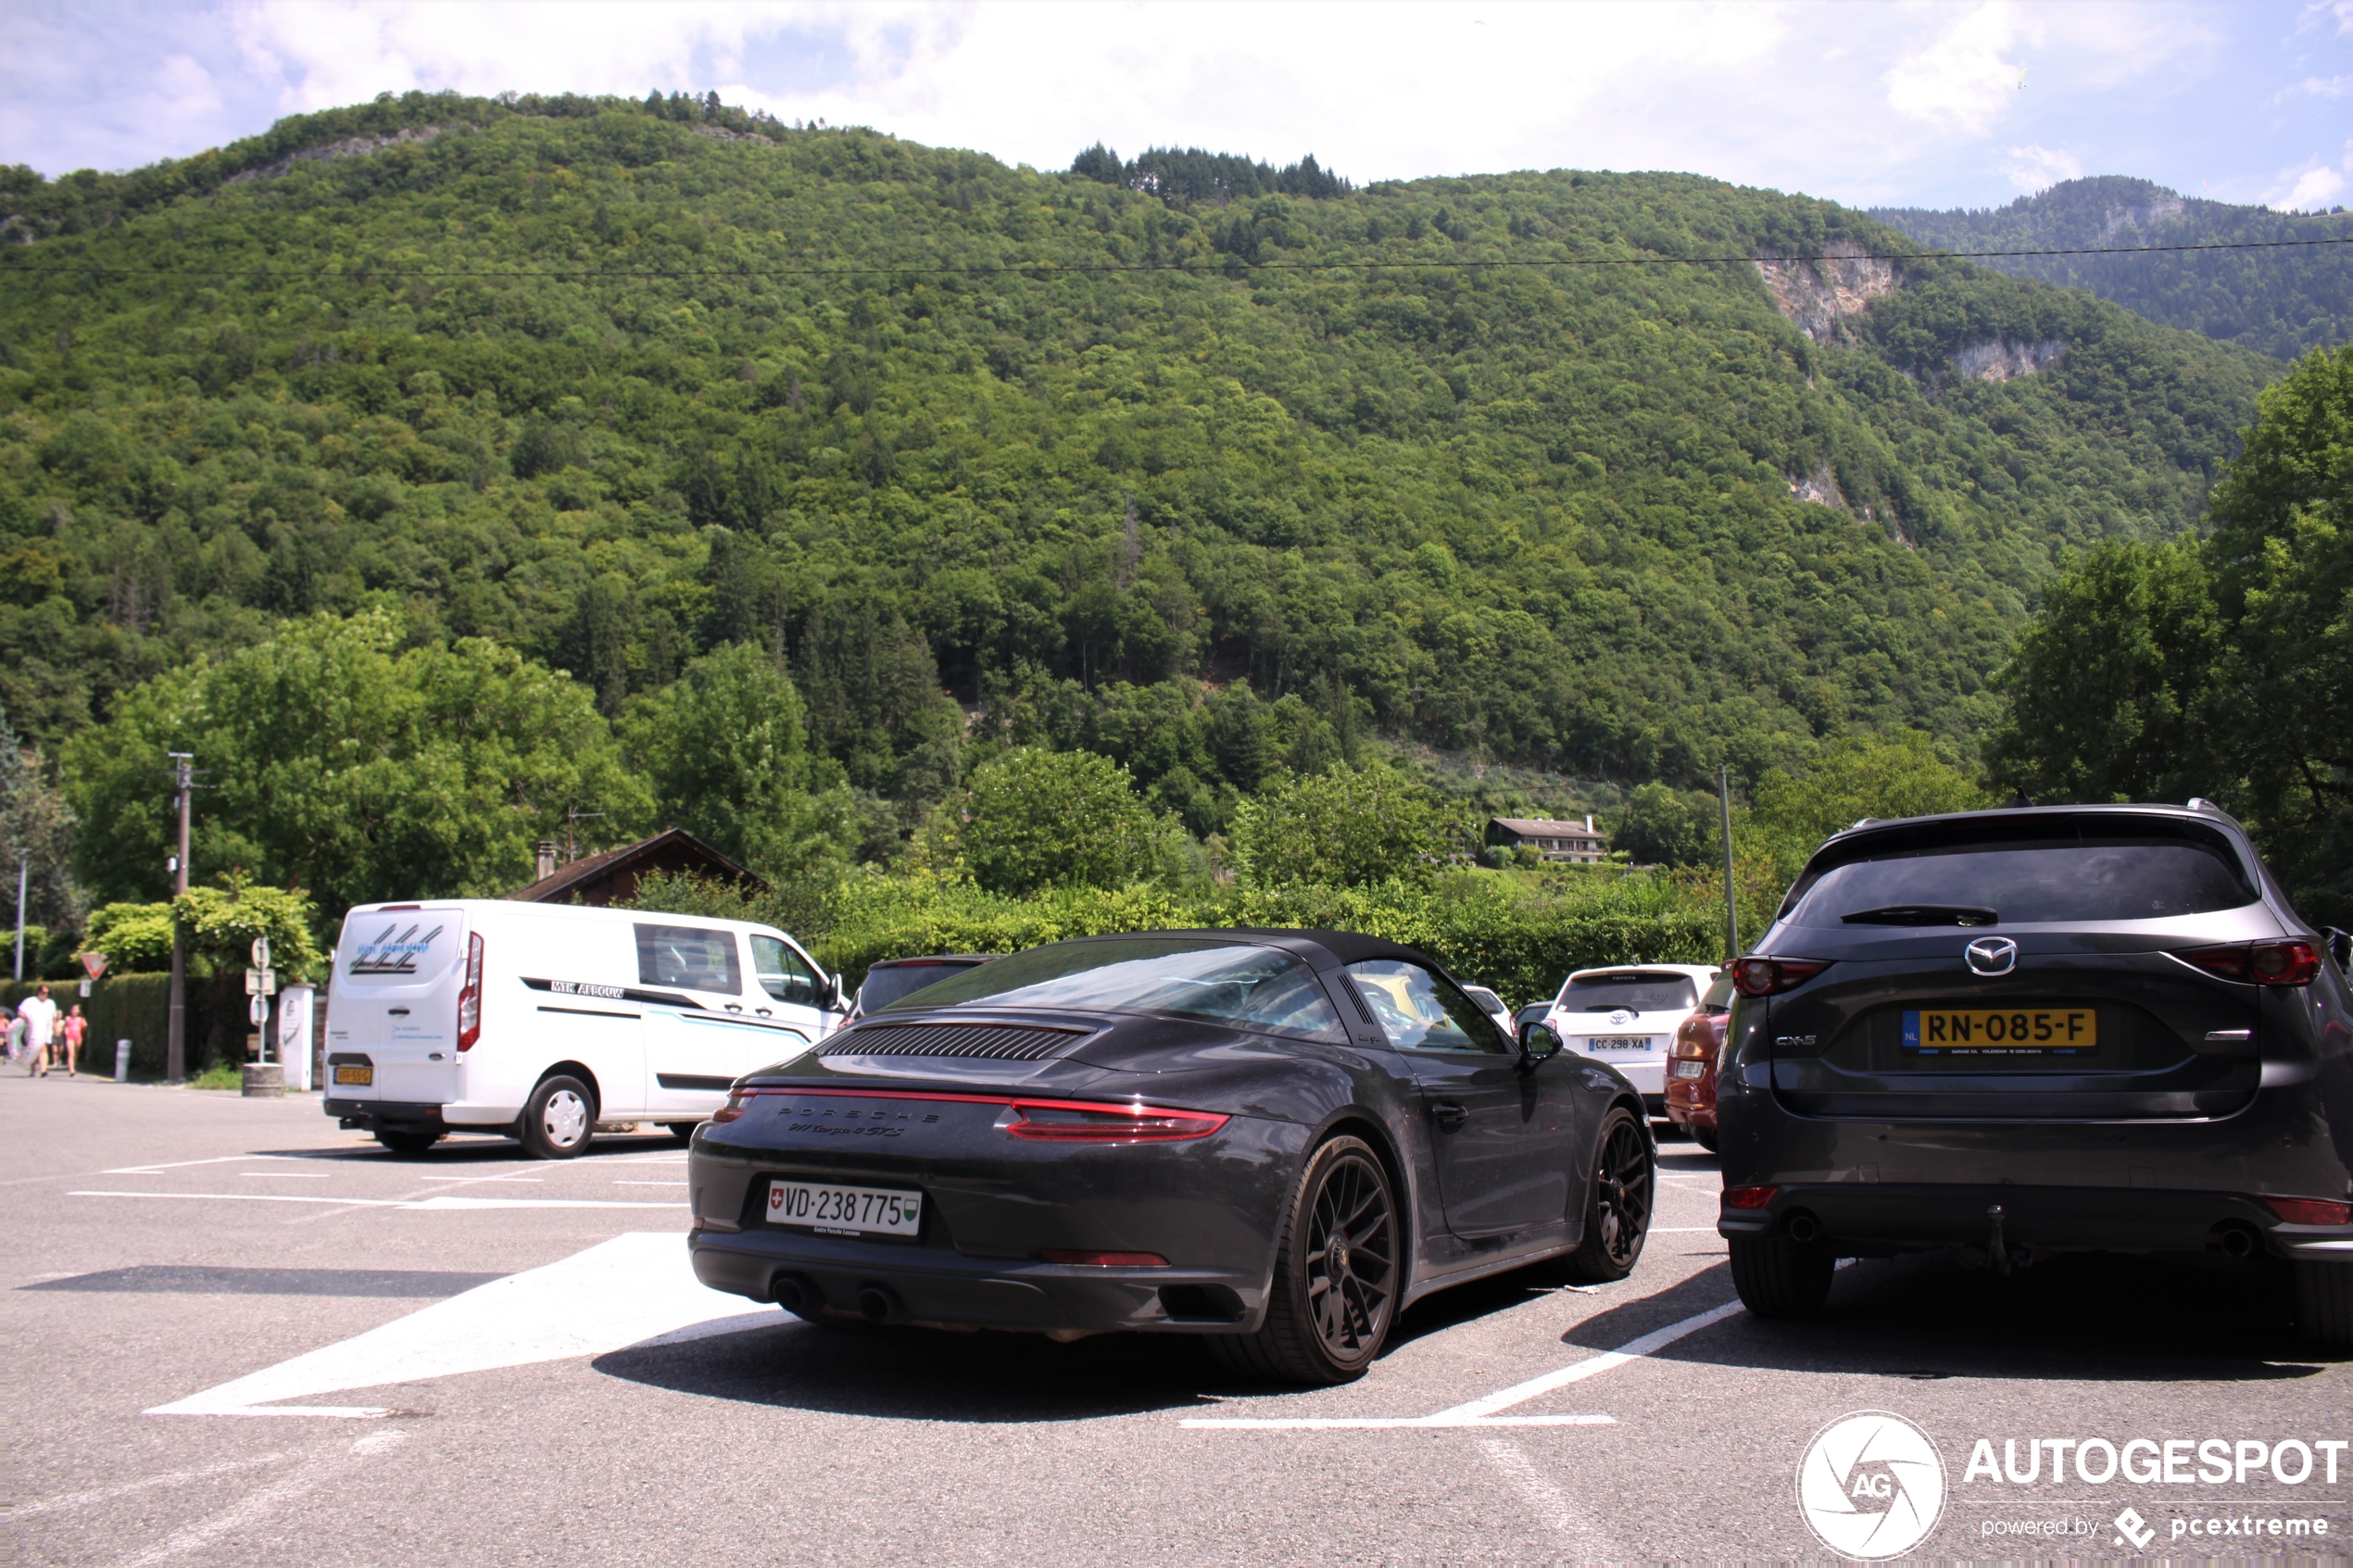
[1797,1411,1949,1560]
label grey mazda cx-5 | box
[1716,802,2353,1348]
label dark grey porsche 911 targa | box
[686,929,1654,1383]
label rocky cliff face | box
[1754,242,1901,343]
[1951,338,2069,382]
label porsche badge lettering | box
[785,1107,942,1138]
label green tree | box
[944,747,1178,896]
[62,610,649,919]
[1609,783,1718,867]
[1751,732,1989,869]
[0,702,82,930]
[1986,537,2225,806]
[1230,765,1441,888]
[176,876,324,981]
[621,642,853,884]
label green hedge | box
[3,973,209,1079]
[812,869,1731,1013]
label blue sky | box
[4,1,2348,212]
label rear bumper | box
[1717,1182,2353,1261]
[687,1230,1266,1335]
[326,1098,447,1133]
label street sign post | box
[251,937,271,970]
[244,968,277,996]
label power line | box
[1,233,2347,282]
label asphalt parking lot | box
[4,1072,2347,1565]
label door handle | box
[724,1004,744,1014]
[756,1009,773,1018]
[1432,1102,1469,1131]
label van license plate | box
[1904,1009,2098,1052]
[333,1065,372,1085]
[764,1180,922,1237]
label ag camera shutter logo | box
[1797,1411,1947,1560]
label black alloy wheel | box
[1212,1135,1399,1385]
[1560,1107,1654,1282]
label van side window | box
[634,924,742,995]
[750,935,818,1006]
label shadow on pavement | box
[590,1314,1222,1422]
[1611,1249,2334,1382]
[248,1130,688,1163]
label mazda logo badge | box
[1964,936,2018,976]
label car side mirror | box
[1518,1022,1565,1063]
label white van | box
[321,899,842,1157]
[1541,962,1720,1117]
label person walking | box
[2,1005,19,1063]
[58,1002,87,1078]
[19,984,57,1077]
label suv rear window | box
[1560,972,1699,1013]
[1782,817,2259,927]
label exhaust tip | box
[1786,1210,1821,1245]
[856,1284,907,1324]
[769,1273,817,1315]
[2213,1223,2259,1260]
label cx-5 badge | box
[1964,936,2019,976]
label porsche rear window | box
[880,938,1345,1041]
[1782,820,2259,927]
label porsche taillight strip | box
[717,1085,1228,1141]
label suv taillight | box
[1731,958,1831,997]
[2176,940,2321,986]
[2263,1197,2352,1226]
[456,931,484,1049]
[1668,1016,1720,1060]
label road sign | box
[80,951,107,980]
[244,968,278,997]
[251,937,271,969]
[248,995,269,1026]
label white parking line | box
[103,1154,308,1174]
[3,1452,288,1520]
[242,1173,331,1178]
[1181,1299,1743,1430]
[69,1190,686,1211]
[146,1233,772,1417]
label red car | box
[1663,970,1733,1151]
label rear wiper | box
[1840,905,1999,926]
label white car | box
[1542,962,1720,1115]
[1459,985,1517,1045]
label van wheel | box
[1730,1235,1835,1319]
[374,1128,442,1155]
[2292,1261,2353,1352]
[521,1076,595,1160]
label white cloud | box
[2284,72,2353,97]
[2004,143,2082,192]
[2271,159,2347,210]
[1882,2,2028,133]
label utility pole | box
[12,853,25,982]
[166,751,193,1083]
[1718,764,1740,966]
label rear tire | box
[1692,1125,1719,1154]
[1730,1235,1836,1319]
[663,1122,699,1145]
[520,1075,596,1160]
[1559,1107,1655,1283]
[2292,1261,2353,1352]
[373,1128,442,1155]
[1209,1135,1399,1386]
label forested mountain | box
[1873,177,2353,360]
[0,92,2281,861]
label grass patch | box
[187,1060,245,1090]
